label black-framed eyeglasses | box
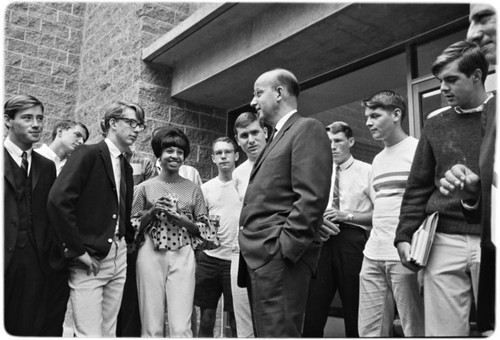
[213,149,235,156]
[115,118,146,131]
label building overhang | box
[142,2,469,113]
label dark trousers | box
[246,251,312,337]
[477,240,495,332]
[117,251,141,337]
[40,267,70,336]
[4,242,46,336]
[303,226,367,337]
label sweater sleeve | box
[394,129,437,245]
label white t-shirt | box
[363,136,419,261]
[233,160,254,201]
[201,177,241,260]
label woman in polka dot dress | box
[131,127,217,337]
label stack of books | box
[410,211,439,267]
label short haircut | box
[102,101,145,133]
[233,111,265,135]
[271,68,300,98]
[362,90,407,121]
[76,122,90,142]
[51,120,89,142]
[431,40,489,84]
[4,94,44,119]
[211,136,238,152]
[326,121,353,139]
[151,127,190,159]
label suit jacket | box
[47,140,134,261]
[238,113,332,275]
[474,92,496,332]
[4,148,56,272]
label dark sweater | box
[395,107,482,245]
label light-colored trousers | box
[69,238,127,337]
[230,250,254,337]
[136,236,195,337]
[423,232,480,336]
[358,257,424,337]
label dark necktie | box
[119,154,127,235]
[268,128,277,144]
[332,165,340,209]
[21,151,29,177]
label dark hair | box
[233,111,265,135]
[151,127,190,159]
[431,40,489,84]
[102,101,145,133]
[272,68,300,98]
[4,94,44,119]
[211,136,238,152]
[362,90,407,121]
[76,122,90,142]
[51,120,89,142]
[326,121,353,139]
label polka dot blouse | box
[131,176,218,251]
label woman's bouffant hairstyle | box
[151,127,190,159]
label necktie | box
[268,128,277,144]
[119,154,127,235]
[21,151,29,177]
[332,165,340,209]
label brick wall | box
[4,2,85,143]
[75,2,223,180]
[4,2,226,180]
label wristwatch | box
[347,213,354,221]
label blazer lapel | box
[3,148,18,193]
[31,152,42,191]
[250,113,300,180]
[98,141,118,190]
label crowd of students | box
[3,3,496,338]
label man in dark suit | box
[3,95,57,336]
[238,68,332,337]
[47,101,145,336]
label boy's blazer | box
[4,149,57,272]
[47,140,134,261]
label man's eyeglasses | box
[213,149,235,156]
[115,118,146,131]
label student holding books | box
[395,41,491,336]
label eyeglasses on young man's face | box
[115,118,146,131]
[213,149,235,157]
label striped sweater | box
[364,136,418,261]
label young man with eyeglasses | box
[194,136,240,337]
[48,101,145,336]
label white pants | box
[69,238,127,337]
[423,232,481,336]
[358,257,424,337]
[230,251,254,337]
[136,236,195,337]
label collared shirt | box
[327,155,374,230]
[274,109,297,134]
[35,143,67,175]
[4,137,32,174]
[454,92,494,114]
[104,138,123,234]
